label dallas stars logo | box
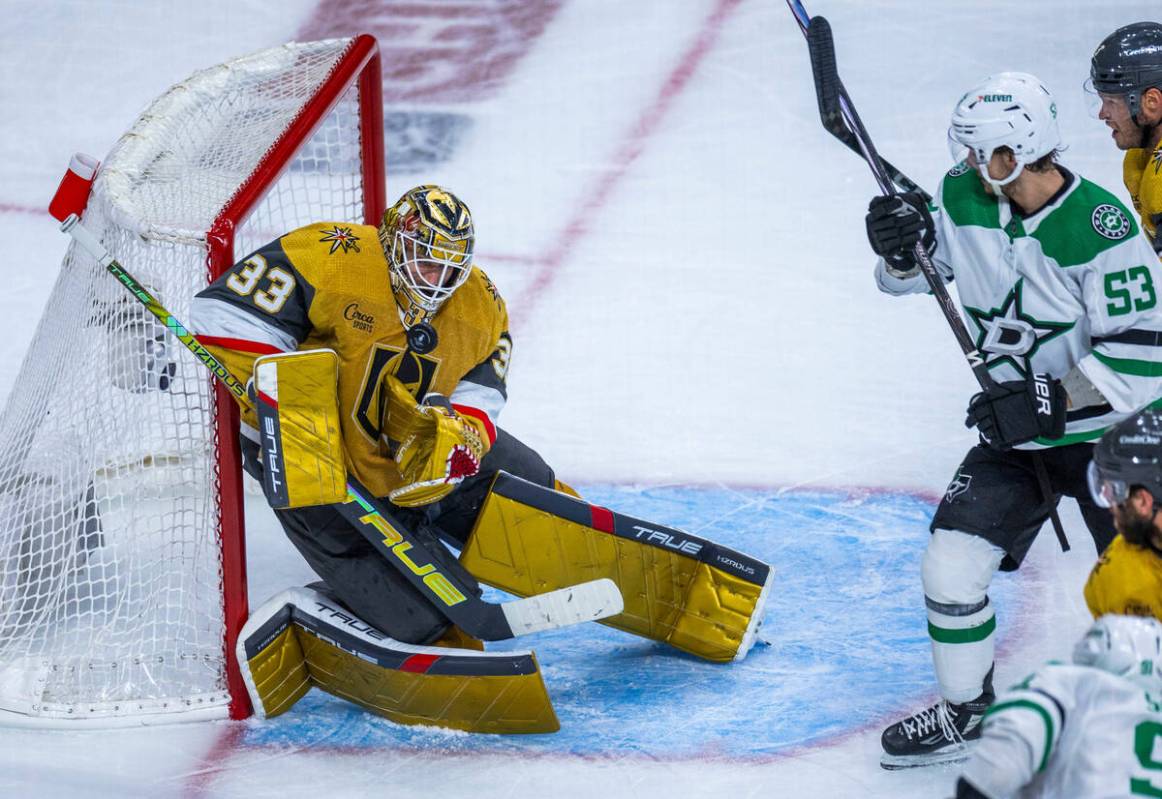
[964,278,1073,377]
[1091,204,1130,240]
[319,225,361,254]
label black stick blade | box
[806,16,842,132]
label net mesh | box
[0,37,372,723]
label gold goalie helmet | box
[378,185,475,325]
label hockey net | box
[0,36,384,725]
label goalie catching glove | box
[382,375,493,507]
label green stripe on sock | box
[927,615,996,644]
[983,699,1055,771]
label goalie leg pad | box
[460,473,773,662]
[253,349,348,509]
[237,585,559,733]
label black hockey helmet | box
[1090,22,1162,119]
[1089,409,1162,508]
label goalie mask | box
[378,185,474,327]
[947,72,1061,193]
[1074,614,1162,690]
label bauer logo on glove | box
[381,375,493,507]
[965,372,1067,450]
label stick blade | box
[501,578,624,637]
[806,16,843,133]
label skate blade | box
[879,741,974,770]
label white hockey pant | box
[922,528,1005,704]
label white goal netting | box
[0,36,380,725]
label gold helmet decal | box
[379,185,474,325]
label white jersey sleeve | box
[959,663,1162,799]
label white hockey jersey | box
[959,662,1162,798]
[876,164,1162,448]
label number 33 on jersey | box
[189,221,511,498]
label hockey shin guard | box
[923,529,1004,703]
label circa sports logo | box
[343,303,375,332]
[1092,204,1130,240]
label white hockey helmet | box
[947,72,1061,192]
[1073,614,1162,689]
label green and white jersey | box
[876,164,1162,448]
[959,663,1162,798]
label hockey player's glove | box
[865,193,935,277]
[381,376,492,507]
[965,373,1066,450]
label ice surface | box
[0,0,1155,796]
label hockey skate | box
[879,679,994,770]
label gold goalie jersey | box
[1084,534,1162,620]
[189,221,511,497]
[1123,142,1162,255]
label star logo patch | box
[964,278,1073,377]
[1091,204,1130,240]
[319,225,361,254]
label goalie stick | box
[786,2,1069,553]
[49,155,624,641]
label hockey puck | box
[407,322,438,354]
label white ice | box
[0,0,1156,796]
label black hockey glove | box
[865,192,936,276]
[965,373,1067,450]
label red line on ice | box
[180,722,247,799]
[0,202,42,216]
[509,0,745,330]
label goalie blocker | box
[463,473,772,662]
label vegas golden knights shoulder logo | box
[319,225,361,254]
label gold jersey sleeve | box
[1123,144,1162,253]
[193,221,511,498]
[1084,534,1162,620]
